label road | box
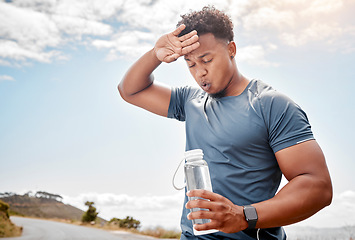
[3,217,159,240]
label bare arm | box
[118,24,199,117]
[185,140,332,233]
[254,139,333,228]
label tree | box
[81,201,99,223]
[35,191,63,201]
[109,216,141,229]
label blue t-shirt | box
[168,79,314,240]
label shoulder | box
[248,79,300,112]
[247,79,311,131]
[247,80,314,152]
[249,80,292,102]
[168,86,205,121]
[171,86,205,103]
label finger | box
[181,42,200,55]
[193,221,218,232]
[187,209,215,221]
[181,34,199,48]
[172,24,186,36]
[186,198,231,214]
[186,198,214,210]
[179,30,198,42]
[187,189,222,202]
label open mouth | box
[201,82,211,91]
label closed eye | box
[203,59,213,64]
[188,63,196,68]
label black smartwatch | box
[243,205,258,229]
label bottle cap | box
[184,149,203,161]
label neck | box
[211,67,249,98]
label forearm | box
[118,26,199,116]
[118,48,161,98]
[185,175,331,234]
[254,174,332,228]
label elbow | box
[117,83,123,98]
[317,177,333,209]
[324,180,333,207]
[117,83,130,103]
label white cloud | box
[0,0,354,67]
[237,45,279,67]
[0,2,61,64]
[0,59,12,66]
[303,0,344,14]
[0,3,61,50]
[0,0,114,66]
[280,23,354,48]
[11,0,123,20]
[62,192,185,229]
[92,30,157,61]
[237,0,354,53]
[0,40,65,63]
[0,75,14,81]
[52,15,112,38]
[242,7,295,32]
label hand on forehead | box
[184,33,231,60]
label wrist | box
[240,212,249,231]
[243,205,258,230]
[151,48,162,64]
[235,205,249,231]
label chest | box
[184,96,269,151]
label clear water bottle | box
[184,149,218,235]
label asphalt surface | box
[3,217,159,240]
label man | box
[118,6,332,240]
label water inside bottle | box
[185,164,213,225]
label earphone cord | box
[257,228,260,240]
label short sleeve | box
[261,91,315,153]
[167,86,189,121]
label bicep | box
[119,81,172,117]
[275,140,331,183]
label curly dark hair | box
[177,6,234,42]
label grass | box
[140,226,181,239]
[0,210,23,238]
[42,218,181,239]
[82,221,181,239]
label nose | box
[195,66,207,78]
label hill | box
[0,199,22,237]
[0,191,106,223]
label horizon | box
[2,189,354,231]
[1,0,354,231]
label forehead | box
[184,33,228,59]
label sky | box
[0,0,355,231]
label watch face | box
[245,206,258,220]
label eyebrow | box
[184,52,211,61]
[198,53,211,59]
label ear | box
[228,41,236,59]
